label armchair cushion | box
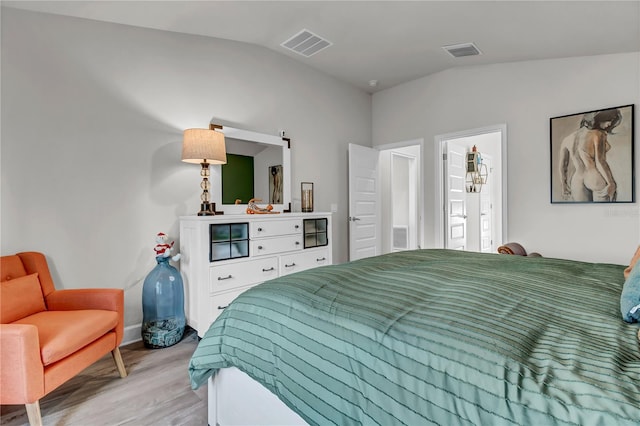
[46,288,125,346]
[1,273,46,323]
[1,255,27,282]
[14,310,118,365]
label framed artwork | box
[550,104,635,203]
[269,165,283,204]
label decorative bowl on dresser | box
[179,213,332,337]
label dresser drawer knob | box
[285,262,296,268]
[258,245,264,250]
[295,241,300,245]
[316,257,326,262]
[295,225,299,229]
[217,275,233,281]
[258,227,263,232]
[262,267,275,272]
[217,305,229,310]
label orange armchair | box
[1,252,127,426]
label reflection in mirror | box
[222,139,283,205]
[222,152,253,205]
[210,124,291,215]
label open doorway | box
[348,140,424,261]
[434,125,507,252]
[379,142,423,253]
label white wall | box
[373,53,640,264]
[1,8,371,332]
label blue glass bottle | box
[141,256,186,348]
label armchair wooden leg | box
[111,347,127,378]
[25,401,42,426]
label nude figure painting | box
[550,104,635,203]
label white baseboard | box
[121,323,142,346]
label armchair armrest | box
[0,324,44,404]
[45,288,123,312]
[46,289,125,346]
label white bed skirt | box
[208,367,308,426]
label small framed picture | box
[550,104,635,203]
[269,165,283,204]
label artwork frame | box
[268,165,283,204]
[550,104,635,204]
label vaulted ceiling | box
[4,1,640,93]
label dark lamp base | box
[197,203,216,216]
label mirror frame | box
[210,123,291,215]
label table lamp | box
[181,128,227,215]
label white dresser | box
[179,213,332,337]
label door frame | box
[434,125,508,249]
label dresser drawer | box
[209,286,252,325]
[250,219,302,238]
[209,257,278,293]
[280,248,330,276]
[251,235,302,257]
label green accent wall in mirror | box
[222,154,254,204]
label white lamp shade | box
[181,128,227,164]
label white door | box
[348,143,380,261]
[479,155,493,253]
[445,141,467,250]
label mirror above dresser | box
[210,123,291,214]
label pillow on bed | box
[623,246,640,279]
[620,256,640,323]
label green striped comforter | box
[189,249,640,425]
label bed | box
[189,249,640,425]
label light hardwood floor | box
[1,329,207,426]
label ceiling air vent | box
[281,29,332,58]
[442,42,482,58]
